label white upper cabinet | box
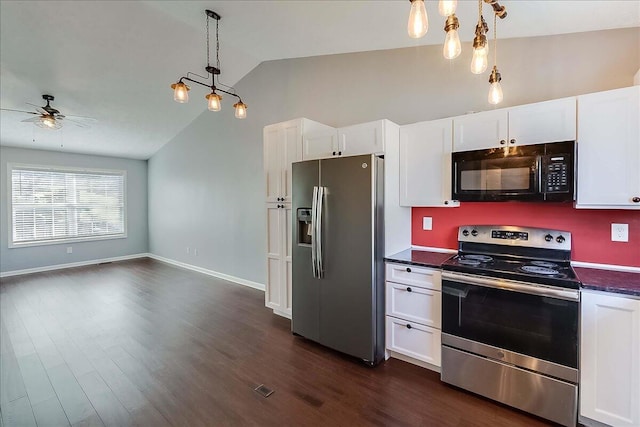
[302,120,388,160]
[580,291,640,427]
[453,98,577,152]
[399,119,459,207]
[338,120,385,157]
[264,118,334,203]
[508,97,576,145]
[453,109,508,151]
[576,86,640,209]
[302,128,339,160]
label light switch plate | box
[423,217,433,231]
[611,223,629,242]
[66,246,73,254]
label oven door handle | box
[442,271,580,301]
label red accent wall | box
[412,203,640,267]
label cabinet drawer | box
[385,263,441,290]
[386,282,441,328]
[386,316,441,366]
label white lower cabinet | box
[386,316,441,366]
[580,291,640,427]
[385,262,442,370]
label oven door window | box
[442,280,578,368]
[455,156,538,198]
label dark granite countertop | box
[575,267,640,298]
[385,248,454,269]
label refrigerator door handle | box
[316,186,325,278]
[311,186,319,278]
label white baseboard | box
[147,253,265,292]
[0,253,149,278]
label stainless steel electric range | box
[440,225,580,427]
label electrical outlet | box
[66,246,73,254]
[611,223,629,242]
[422,217,433,231]
[186,247,190,254]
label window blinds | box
[10,166,125,245]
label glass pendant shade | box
[443,29,461,59]
[408,0,428,38]
[35,115,61,130]
[172,82,190,103]
[470,44,489,74]
[488,66,503,105]
[438,0,457,16]
[206,92,222,111]
[234,101,247,119]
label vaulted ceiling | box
[1,1,638,159]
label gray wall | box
[0,146,148,272]
[148,28,640,285]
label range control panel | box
[458,225,572,251]
[491,230,529,241]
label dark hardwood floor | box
[1,258,555,426]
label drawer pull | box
[406,287,412,292]
[406,267,412,273]
[406,324,412,329]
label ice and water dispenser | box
[297,208,312,245]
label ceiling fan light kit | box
[407,0,508,104]
[171,10,247,119]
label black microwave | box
[451,141,575,202]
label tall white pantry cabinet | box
[263,118,334,318]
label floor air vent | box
[254,384,274,398]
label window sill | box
[8,233,128,249]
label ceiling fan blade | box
[20,116,41,123]
[64,118,91,128]
[26,103,48,114]
[55,114,66,119]
[0,108,38,115]
[63,114,97,122]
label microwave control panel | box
[544,155,570,193]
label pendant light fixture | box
[488,13,504,105]
[408,0,428,39]
[171,10,247,118]
[405,0,507,103]
[470,1,489,74]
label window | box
[9,164,126,247]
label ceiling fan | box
[0,94,96,130]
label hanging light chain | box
[206,13,210,67]
[216,17,221,70]
[493,13,497,66]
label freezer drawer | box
[386,282,441,328]
[385,263,441,291]
[385,316,441,366]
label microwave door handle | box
[537,157,543,195]
[311,186,318,278]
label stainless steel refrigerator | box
[291,154,385,366]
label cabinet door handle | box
[406,287,412,292]
[338,151,342,156]
[633,197,640,203]
[510,139,516,144]
[406,324,412,329]
[444,200,449,205]
[332,151,336,156]
[500,140,506,145]
[406,267,412,273]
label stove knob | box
[556,235,565,244]
[462,229,469,237]
[471,229,478,237]
[544,234,553,242]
